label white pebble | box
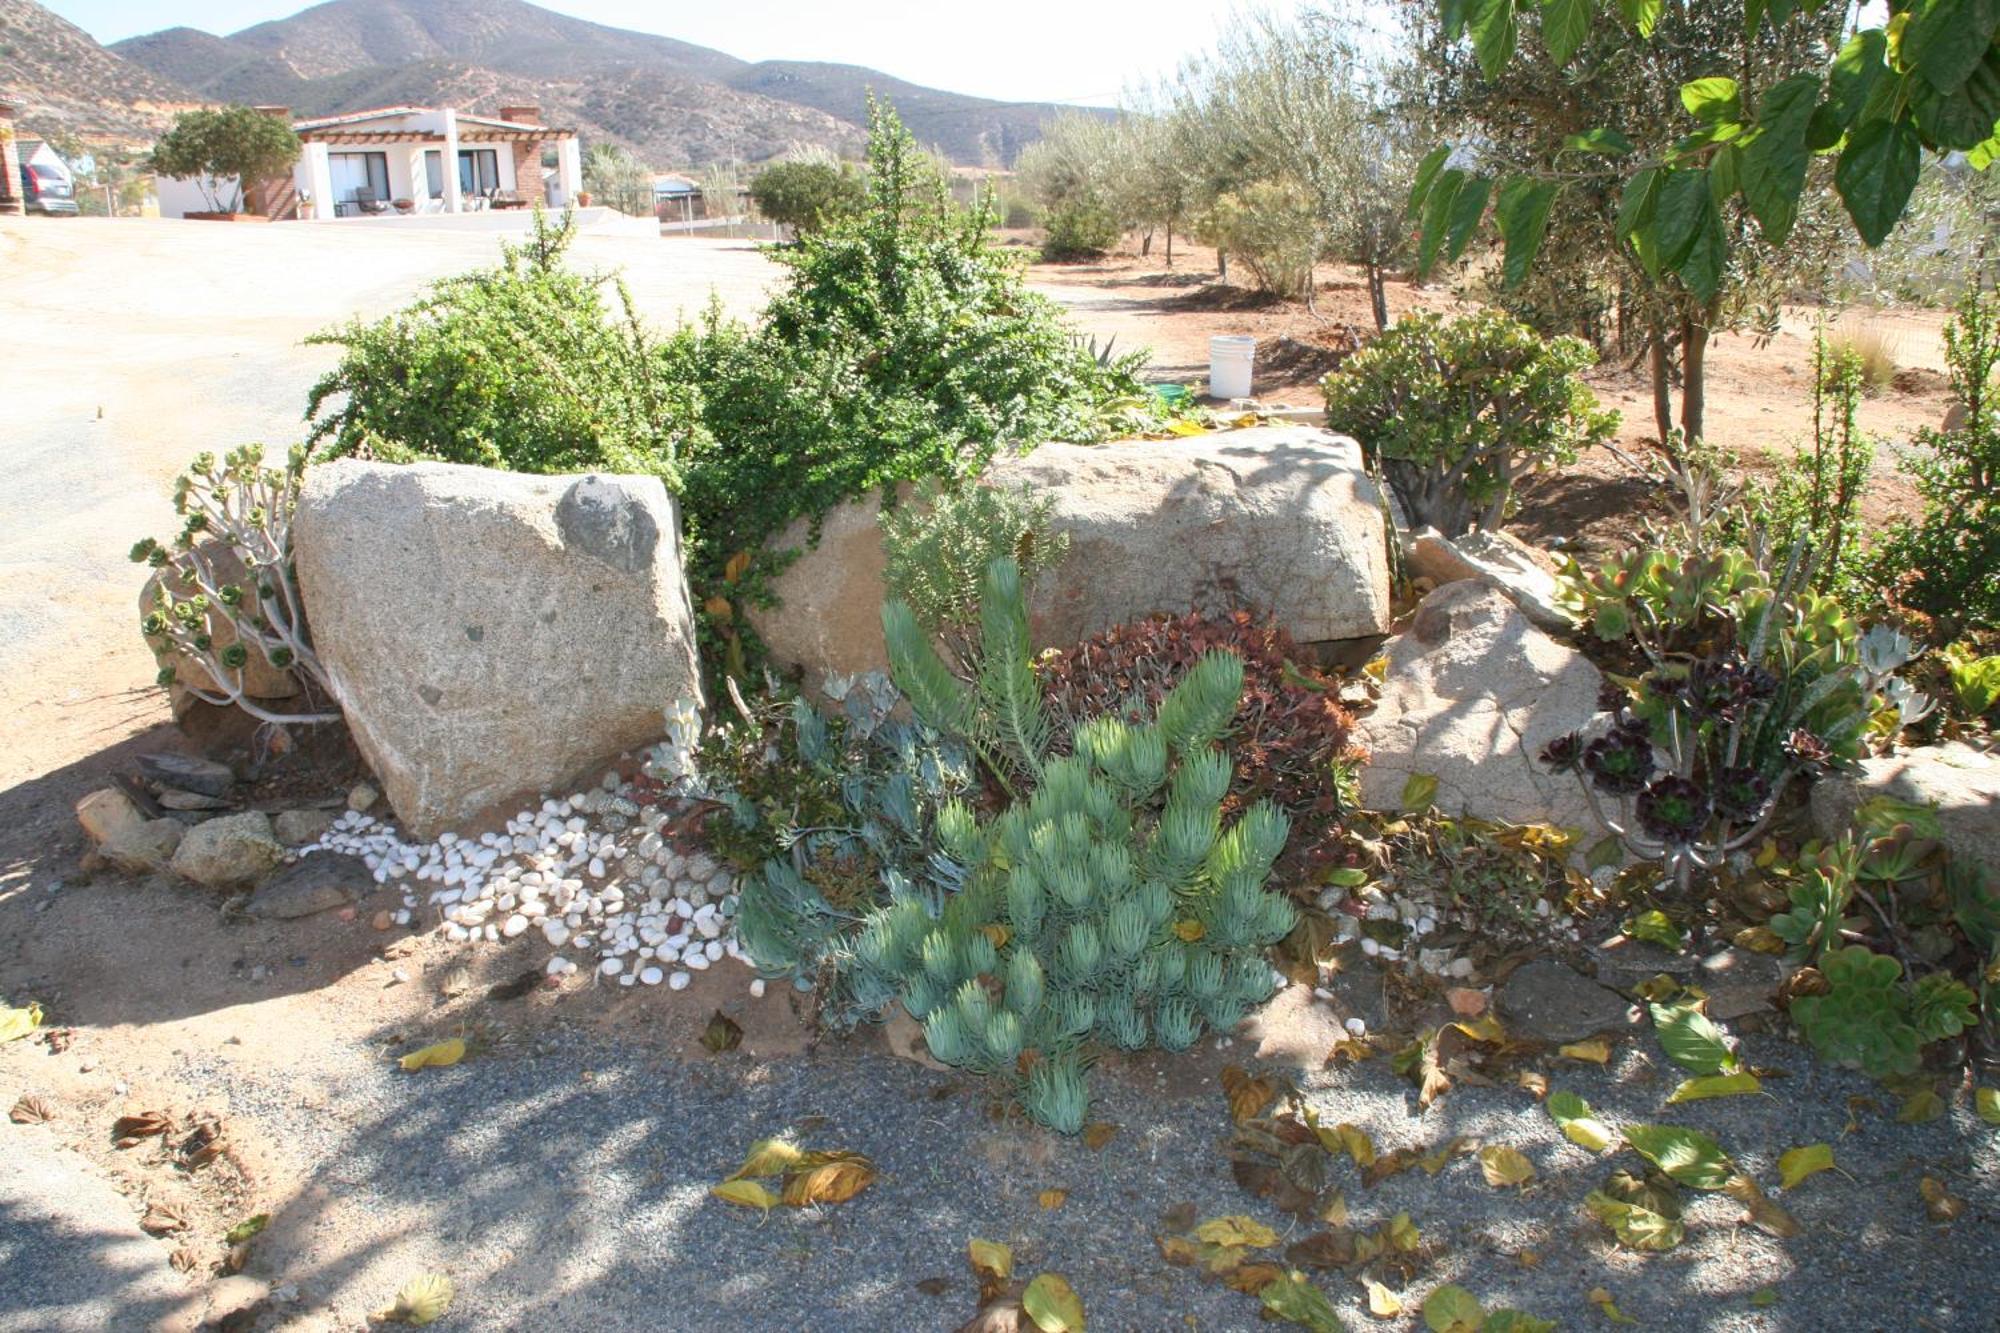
[640,966,664,986]
[669,971,691,991]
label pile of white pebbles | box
[301,704,764,994]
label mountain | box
[104,0,1083,166]
[0,0,201,141]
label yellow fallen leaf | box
[397,1039,465,1072]
[1667,1072,1763,1103]
[1362,655,1388,682]
[1318,1122,1376,1168]
[1364,1278,1402,1317]
[1478,1144,1536,1188]
[1589,1288,1637,1325]
[722,550,752,584]
[1082,1122,1119,1150]
[1559,1038,1612,1064]
[702,595,733,620]
[711,1179,780,1212]
[969,1237,1014,1281]
[1778,1143,1835,1190]
[1978,1087,2000,1126]
[1450,1014,1506,1044]
[982,923,1012,950]
[1221,1066,1277,1125]
[1920,1176,1965,1224]
[373,1272,453,1326]
[732,1136,803,1179]
[1039,1188,1068,1210]
[1022,1272,1086,1332]
[0,1001,44,1044]
[781,1155,876,1206]
[1173,919,1207,942]
[1193,1215,1280,1248]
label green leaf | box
[1625,909,1685,952]
[1836,115,1923,247]
[1910,46,2000,150]
[1470,0,1519,79]
[1401,772,1440,813]
[1408,144,1452,219]
[1021,1273,1087,1332]
[1425,1284,1487,1333]
[1624,1124,1736,1190]
[1778,1142,1836,1189]
[1495,177,1558,289]
[1652,168,1711,270]
[1742,73,1821,245]
[1586,1187,1685,1251]
[1667,1072,1762,1102]
[1617,167,1663,277]
[1444,173,1494,264]
[1978,1086,2000,1125]
[1541,0,1590,64]
[1675,196,1727,303]
[1547,1089,1615,1152]
[1826,30,1889,132]
[1649,1000,1736,1075]
[1904,0,2000,98]
[1681,77,1742,124]
[224,1213,269,1244]
[1418,169,1467,273]
[1259,1270,1343,1332]
[1565,126,1635,155]
[1616,0,1663,38]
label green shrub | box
[881,478,1068,674]
[869,557,1296,1131]
[748,159,866,235]
[149,105,300,214]
[1197,180,1320,301]
[1323,309,1617,536]
[1039,196,1123,260]
[305,208,700,484]
[1747,329,1876,602]
[130,444,341,729]
[1868,283,2000,633]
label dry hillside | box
[0,0,199,141]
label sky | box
[48,0,1307,106]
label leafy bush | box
[748,159,865,235]
[149,105,300,214]
[1039,196,1123,260]
[130,445,340,729]
[881,478,1068,674]
[868,557,1295,1131]
[305,209,699,484]
[1198,180,1321,300]
[1868,284,2000,633]
[1748,330,1876,602]
[1037,610,1357,884]
[1322,309,1617,536]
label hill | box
[0,0,200,142]
[106,0,1085,165]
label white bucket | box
[1209,335,1257,400]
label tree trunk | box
[1367,264,1389,332]
[1217,249,1228,281]
[1141,229,1153,257]
[1680,317,1709,444]
[1648,333,1673,445]
[1165,222,1173,267]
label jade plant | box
[854,557,1297,1132]
[130,444,340,728]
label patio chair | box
[354,189,389,216]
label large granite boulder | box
[1353,580,1603,833]
[1811,741,2000,874]
[749,427,1392,681]
[1405,527,1573,632]
[294,461,701,838]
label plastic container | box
[1208,335,1257,400]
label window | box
[424,150,444,199]
[458,149,499,196]
[328,152,389,208]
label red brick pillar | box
[0,103,25,217]
[245,106,296,217]
[499,105,543,202]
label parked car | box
[19,162,78,215]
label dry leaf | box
[1777,1143,1834,1190]
[723,550,753,584]
[1221,1262,1285,1295]
[1559,1039,1612,1064]
[1082,1122,1119,1150]
[1173,919,1207,942]
[1920,1176,1965,1224]
[1221,1065,1277,1124]
[1364,1278,1403,1317]
[781,1155,876,1207]
[1478,1144,1536,1188]
[397,1039,465,1072]
[1021,1272,1086,1332]
[731,1136,803,1179]
[1193,1215,1280,1248]
[1723,1175,1798,1237]
[1284,1230,1357,1270]
[436,966,473,998]
[1159,1201,1197,1233]
[112,1110,173,1147]
[0,1001,43,1043]
[711,1179,780,1212]
[373,1272,454,1326]
[139,1203,186,1236]
[10,1095,54,1124]
[701,1011,744,1054]
[1517,1070,1549,1098]
[702,595,734,620]
[1038,1188,1067,1211]
[1667,1072,1762,1103]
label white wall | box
[156,173,242,218]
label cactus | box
[865,558,1296,1132]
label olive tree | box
[749,158,865,235]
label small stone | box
[372,910,394,930]
[749,978,766,999]
[155,787,233,811]
[1498,959,1633,1043]
[246,853,369,919]
[274,808,338,846]
[668,971,691,990]
[640,966,664,986]
[347,782,380,813]
[600,958,623,976]
[1344,1017,1367,1036]
[75,788,145,844]
[1446,986,1488,1017]
[98,818,185,875]
[139,752,235,797]
[170,812,284,888]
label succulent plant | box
[1634,775,1711,847]
[1582,722,1656,796]
[1791,946,1925,1079]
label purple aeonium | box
[1539,732,1582,769]
[1784,728,1835,773]
[1583,725,1656,796]
[1636,774,1713,846]
[1712,765,1773,823]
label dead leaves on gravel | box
[710,1135,878,1214]
[958,1238,1086,1332]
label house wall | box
[157,172,242,217]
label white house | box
[156,104,582,221]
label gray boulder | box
[294,461,702,838]
[749,427,1392,681]
[247,853,369,919]
[273,808,338,846]
[1353,580,1603,833]
[170,811,283,887]
[1406,527,1573,632]
[75,788,145,845]
[99,818,185,875]
[1811,741,2000,874]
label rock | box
[169,811,284,888]
[1236,982,1351,1069]
[1446,986,1489,1017]
[138,753,235,798]
[750,427,1393,680]
[99,818,184,875]
[1810,741,2000,875]
[347,782,379,814]
[1353,581,1603,834]
[140,537,302,722]
[294,461,702,838]
[1697,947,1788,1021]
[154,788,233,812]
[881,1001,951,1071]
[246,853,369,919]
[1405,528,1573,632]
[1497,959,1634,1042]
[75,788,145,845]
[273,808,337,846]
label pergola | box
[288,107,582,220]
